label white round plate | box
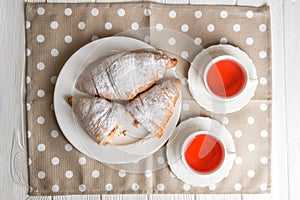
[166,117,236,187]
[54,36,181,164]
[188,44,258,114]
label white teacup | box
[203,55,249,100]
[181,131,226,175]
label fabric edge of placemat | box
[24,3,272,196]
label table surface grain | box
[0,0,298,200]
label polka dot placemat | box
[25,3,271,195]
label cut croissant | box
[76,51,177,101]
[126,78,182,138]
[68,96,125,145]
[69,79,181,145]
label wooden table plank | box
[0,0,293,200]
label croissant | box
[69,79,181,144]
[76,51,177,100]
[126,79,182,138]
[68,96,125,145]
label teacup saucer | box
[166,117,236,187]
[188,44,258,114]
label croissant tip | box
[67,96,73,106]
[166,58,177,68]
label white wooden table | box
[0,0,299,199]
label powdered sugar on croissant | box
[126,79,181,138]
[76,51,177,100]
[69,96,125,145]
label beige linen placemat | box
[25,3,271,196]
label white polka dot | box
[157,183,165,191]
[65,170,73,179]
[246,10,254,18]
[220,37,228,44]
[247,169,255,178]
[64,35,72,43]
[79,184,86,192]
[105,22,113,30]
[209,183,216,191]
[37,89,45,97]
[234,183,242,191]
[259,51,267,58]
[65,144,73,151]
[169,10,176,18]
[194,37,202,45]
[183,183,191,191]
[91,8,99,16]
[28,158,32,166]
[260,77,268,85]
[220,10,228,18]
[233,24,241,32]
[50,103,54,111]
[145,170,152,178]
[260,130,268,138]
[50,21,59,29]
[131,183,139,191]
[157,156,165,164]
[144,8,151,16]
[25,21,31,29]
[38,171,45,179]
[181,24,189,32]
[181,51,189,59]
[235,156,243,165]
[207,24,215,32]
[36,34,45,43]
[182,103,190,111]
[51,157,59,165]
[50,130,59,138]
[64,8,72,16]
[78,22,86,30]
[27,131,32,138]
[51,49,59,57]
[91,35,99,41]
[37,116,45,124]
[37,7,45,15]
[235,130,243,138]
[27,130,31,138]
[170,172,176,178]
[26,48,31,56]
[37,143,46,152]
[26,76,31,84]
[118,8,125,17]
[221,117,229,125]
[118,169,126,177]
[79,157,86,165]
[247,116,255,125]
[246,37,254,45]
[260,183,268,191]
[26,103,31,111]
[37,62,45,70]
[259,24,267,32]
[260,103,268,111]
[105,183,113,191]
[131,22,139,30]
[260,156,268,164]
[248,143,256,151]
[52,185,59,193]
[155,23,163,31]
[92,170,100,178]
[50,76,57,84]
[195,10,202,18]
[168,37,176,45]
